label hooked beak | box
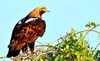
[46,10,50,12]
[47,10,50,12]
[45,8,50,12]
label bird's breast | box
[17,20,45,43]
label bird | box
[7,6,49,57]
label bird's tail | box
[7,48,20,57]
[7,42,24,57]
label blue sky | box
[0,0,100,60]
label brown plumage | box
[7,6,49,57]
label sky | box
[0,0,100,61]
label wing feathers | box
[7,17,46,57]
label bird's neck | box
[28,10,43,18]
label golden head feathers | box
[29,6,49,18]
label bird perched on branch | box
[7,6,49,57]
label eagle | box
[7,6,49,57]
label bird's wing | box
[10,18,25,41]
[8,18,26,50]
[8,17,46,50]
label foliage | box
[0,22,100,61]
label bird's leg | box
[28,42,35,54]
[22,43,28,53]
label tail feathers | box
[7,48,20,57]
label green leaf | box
[39,58,43,61]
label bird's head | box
[28,6,49,18]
